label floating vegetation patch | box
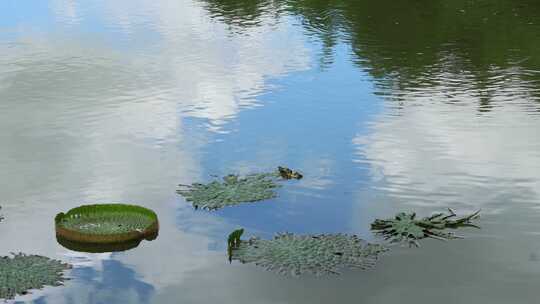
[371,209,481,246]
[177,167,302,210]
[0,206,3,222]
[0,253,71,300]
[229,231,387,276]
[55,204,159,252]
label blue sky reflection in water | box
[1,0,540,303]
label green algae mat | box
[371,209,480,247]
[177,166,303,210]
[55,204,159,248]
[0,253,71,300]
[228,230,387,276]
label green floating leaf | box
[55,204,159,250]
[177,167,302,210]
[371,209,481,247]
[0,253,72,300]
[229,232,387,276]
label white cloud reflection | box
[354,77,540,213]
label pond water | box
[1,0,540,303]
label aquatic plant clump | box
[55,204,159,245]
[0,253,71,300]
[230,233,387,276]
[177,167,302,210]
[227,228,244,262]
[371,209,480,246]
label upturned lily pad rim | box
[56,233,157,253]
[55,203,159,244]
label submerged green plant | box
[177,167,302,210]
[0,206,3,222]
[371,209,480,247]
[0,253,71,300]
[229,232,387,276]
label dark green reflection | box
[200,0,282,29]
[201,0,540,110]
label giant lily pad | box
[371,209,480,246]
[177,167,302,210]
[228,231,387,276]
[0,253,71,300]
[55,203,159,252]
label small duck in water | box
[278,166,303,180]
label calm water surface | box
[1,1,540,303]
